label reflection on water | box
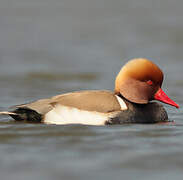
[0,0,183,180]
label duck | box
[0,58,179,125]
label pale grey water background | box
[0,0,183,180]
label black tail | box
[0,108,42,123]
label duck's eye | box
[146,80,153,85]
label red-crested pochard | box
[0,58,179,125]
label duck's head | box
[115,58,179,108]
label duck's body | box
[0,58,178,125]
[3,90,168,125]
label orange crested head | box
[115,58,179,108]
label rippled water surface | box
[0,0,183,180]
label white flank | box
[115,95,128,110]
[44,105,117,125]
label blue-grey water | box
[0,0,183,180]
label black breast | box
[106,99,168,124]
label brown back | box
[15,90,122,114]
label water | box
[0,0,183,179]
